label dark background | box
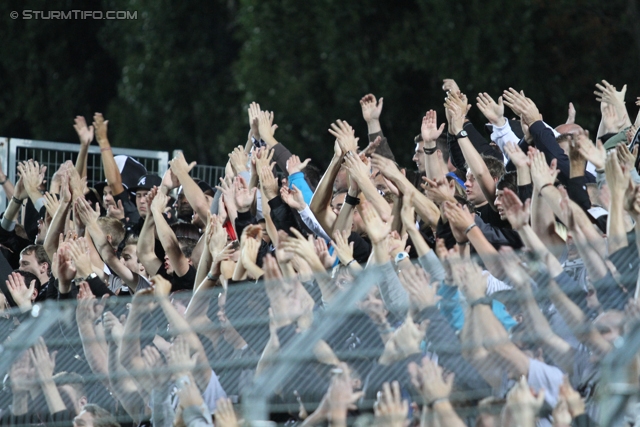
[1,0,639,169]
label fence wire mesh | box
[0,249,639,427]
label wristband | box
[100,147,112,152]
[538,182,554,195]
[422,146,437,155]
[11,196,24,204]
[394,252,409,265]
[469,296,493,308]
[345,194,360,206]
[345,259,357,268]
[464,223,477,235]
[0,178,7,185]
[456,239,469,245]
[427,397,449,409]
[206,272,219,282]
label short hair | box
[301,163,322,192]
[123,234,139,248]
[96,217,125,249]
[480,155,506,180]
[82,404,121,427]
[177,238,197,259]
[171,223,201,241]
[496,171,518,193]
[53,371,86,400]
[20,245,51,274]
[435,135,449,163]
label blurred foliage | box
[0,0,639,168]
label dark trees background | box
[0,0,639,168]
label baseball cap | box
[129,174,162,192]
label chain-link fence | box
[1,252,639,427]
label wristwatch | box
[394,252,409,265]
[73,272,98,285]
[455,130,468,139]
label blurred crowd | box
[1,78,640,427]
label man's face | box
[413,141,425,173]
[19,252,44,278]
[120,244,142,275]
[494,189,505,220]
[174,191,193,220]
[465,171,486,205]
[136,190,149,217]
[163,254,174,275]
[103,186,115,208]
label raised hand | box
[421,176,455,205]
[504,376,545,420]
[566,102,576,125]
[43,192,60,218]
[257,110,278,144]
[168,152,197,181]
[286,155,311,176]
[559,376,585,418]
[398,263,439,310]
[6,272,36,310]
[314,237,336,270]
[233,176,256,213]
[328,120,359,155]
[605,147,630,195]
[229,145,249,174]
[92,113,109,145]
[102,311,125,344]
[443,201,475,238]
[30,337,57,382]
[444,92,467,134]
[359,200,391,244]
[168,335,197,378]
[529,151,559,190]
[151,274,172,297]
[215,397,239,427]
[280,185,306,211]
[248,101,261,140]
[67,237,93,278]
[258,165,278,201]
[408,356,454,403]
[616,142,638,173]
[150,191,169,216]
[141,345,170,387]
[457,260,487,303]
[442,79,460,94]
[574,132,605,170]
[502,88,542,126]
[254,146,275,172]
[73,116,94,146]
[594,79,627,106]
[476,92,506,127]
[504,141,530,169]
[421,110,446,143]
[343,150,371,187]
[374,381,408,427]
[55,243,77,284]
[500,188,531,231]
[76,281,104,324]
[18,159,46,196]
[359,93,384,123]
[331,230,355,266]
[75,197,100,226]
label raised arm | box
[445,92,497,206]
[137,187,162,276]
[168,153,208,220]
[73,116,94,178]
[93,113,124,195]
[75,283,109,384]
[43,172,72,260]
[151,192,190,277]
[309,141,344,232]
[421,109,447,181]
[152,275,212,391]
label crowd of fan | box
[1,78,640,427]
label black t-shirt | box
[156,263,197,292]
[475,202,509,229]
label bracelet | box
[469,296,493,308]
[345,259,357,268]
[422,146,437,155]
[11,196,24,204]
[538,182,554,195]
[456,239,469,245]
[100,147,112,152]
[345,194,360,206]
[206,272,219,282]
[0,178,7,185]
[427,397,449,409]
[595,168,605,174]
[464,223,477,235]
